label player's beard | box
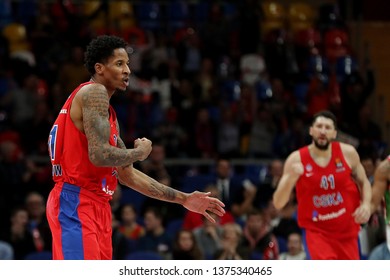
[313,138,331,150]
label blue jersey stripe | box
[59,183,84,259]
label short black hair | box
[84,35,128,75]
[311,110,337,129]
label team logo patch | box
[335,158,346,172]
[305,164,313,172]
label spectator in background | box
[348,102,382,158]
[192,107,217,158]
[2,207,37,259]
[193,212,224,259]
[111,211,129,260]
[0,137,39,208]
[117,203,145,241]
[151,107,189,158]
[256,159,284,208]
[270,196,300,242]
[278,232,306,260]
[212,157,257,220]
[175,27,202,80]
[57,45,90,97]
[361,154,377,184]
[241,208,279,260]
[171,229,203,260]
[340,69,375,129]
[24,191,52,252]
[20,96,53,157]
[217,107,240,158]
[139,142,171,180]
[136,207,173,259]
[126,30,155,78]
[199,3,230,67]
[248,104,276,158]
[214,222,250,260]
[236,83,257,156]
[1,71,41,129]
[305,74,332,121]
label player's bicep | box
[81,85,111,150]
[351,162,368,187]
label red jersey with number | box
[48,82,118,201]
[296,141,361,239]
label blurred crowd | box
[0,0,387,260]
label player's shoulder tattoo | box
[81,84,109,112]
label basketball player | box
[273,110,371,259]
[46,35,225,260]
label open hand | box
[183,191,225,223]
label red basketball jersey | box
[296,141,361,239]
[48,82,118,201]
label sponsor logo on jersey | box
[312,208,346,222]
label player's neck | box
[309,144,332,165]
[90,76,115,98]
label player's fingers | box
[203,211,216,223]
[208,196,225,208]
[208,205,225,217]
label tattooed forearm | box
[148,180,177,201]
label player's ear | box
[94,63,104,74]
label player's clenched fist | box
[133,137,152,161]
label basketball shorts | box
[46,182,112,260]
[302,229,359,260]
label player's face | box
[103,48,130,92]
[309,116,337,150]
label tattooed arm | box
[117,164,225,223]
[80,83,152,167]
[115,134,225,222]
